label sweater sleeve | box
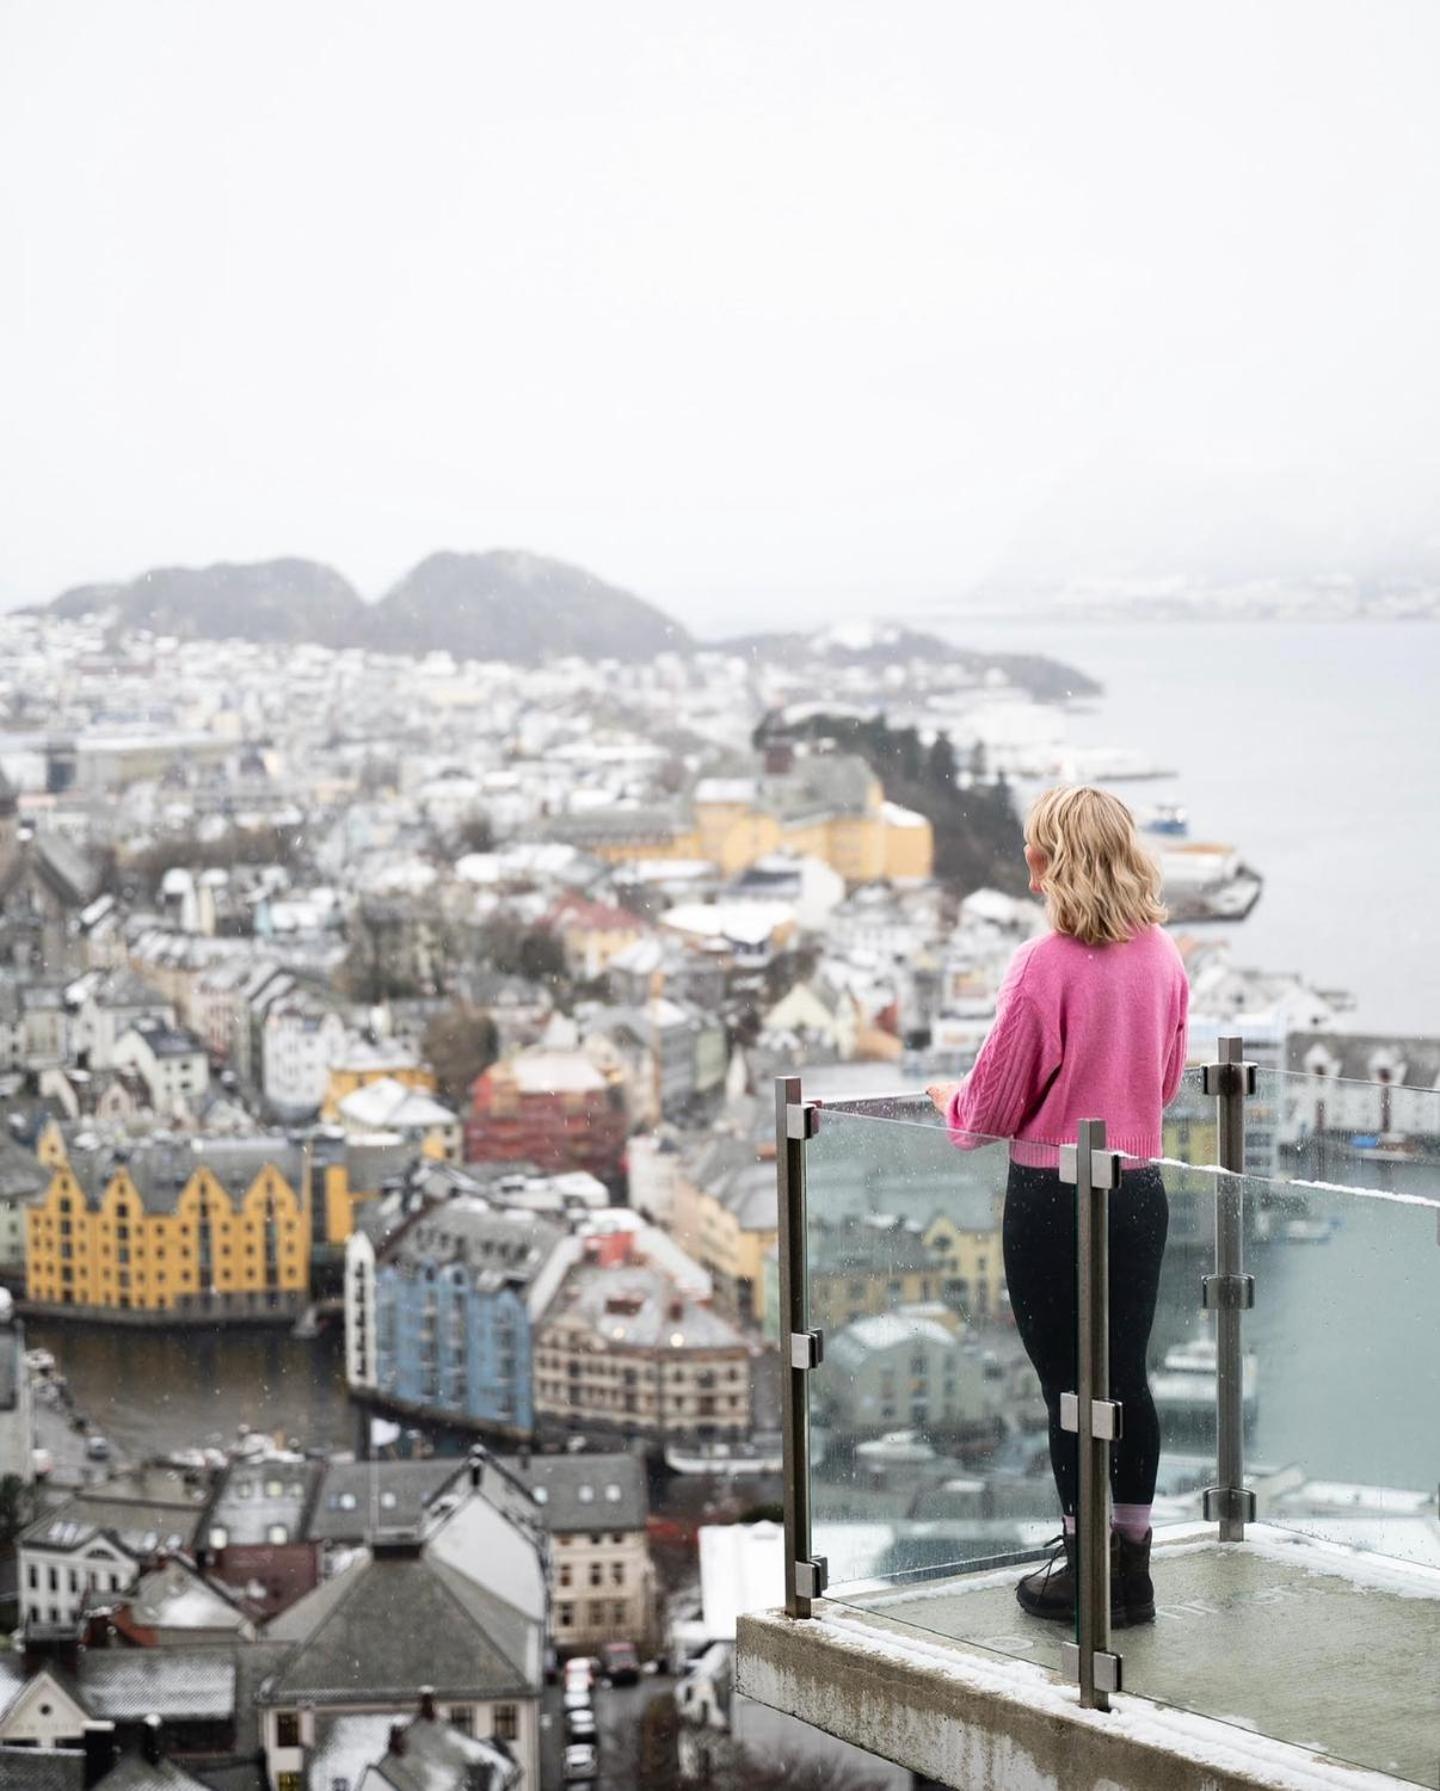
[1161,969,1191,1107]
[946,985,1060,1150]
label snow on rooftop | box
[662,901,793,946]
[507,1051,608,1095]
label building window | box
[447,1707,473,1734]
[276,1713,301,1749]
[493,1704,518,1742]
[557,1603,573,1629]
[278,1776,302,1791]
[610,1561,625,1585]
[589,1600,605,1625]
[588,1563,603,1588]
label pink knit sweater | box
[946,925,1189,1168]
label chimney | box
[763,741,794,776]
[81,1723,117,1790]
[667,1298,684,1323]
[141,1715,163,1767]
[389,1724,408,1758]
[418,1687,436,1722]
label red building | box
[465,1049,629,1191]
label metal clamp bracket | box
[794,1557,828,1600]
[1202,1060,1258,1097]
[1203,1485,1257,1525]
[788,1329,824,1371]
[1060,1642,1123,1694]
[1058,1144,1122,1189]
[785,1101,821,1141]
[1060,1392,1124,1441]
[1201,1273,1255,1311]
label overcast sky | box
[5,0,1440,632]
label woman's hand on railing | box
[926,1082,960,1116]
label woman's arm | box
[1160,970,1191,1106]
[932,986,1059,1149]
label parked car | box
[601,1640,640,1685]
[562,1686,592,1714]
[563,1743,599,1783]
[564,1656,597,1689]
[85,1434,112,1461]
[565,1708,598,1742]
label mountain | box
[718,621,1100,701]
[40,549,692,664]
[368,550,690,663]
[46,558,368,647]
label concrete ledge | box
[736,1603,1409,1791]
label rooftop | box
[553,1259,743,1350]
[263,1548,536,1706]
[513,1452,647,1533]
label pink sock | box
[1112,1503,1152,1541]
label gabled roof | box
[263,1549,536,1705]
[122,1556,252,1635]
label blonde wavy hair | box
[1026,785,1167,946]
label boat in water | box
[1156,843,1264,922]
[665,1439,784,1477]
[1139,802,1189,838]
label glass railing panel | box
[1124,1155,1224,1534]
[805,1106,1064,1666]
[1244,1170,1440,1565]
[1158,1063,1217,1169]
[803,1106,1212,1676]
[1263,1063,1440,1196]
[1127,1162,1440,1787]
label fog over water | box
[945,618,1440,1037]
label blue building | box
[347,1194,573,1439]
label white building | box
[110,1018,210,1118]
[262,999,351,1120]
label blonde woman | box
[928,786,1188,1627]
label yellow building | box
[24,1137,352,1320]
[322,1048,437,1122]
[563,753,933,886]
[920,1213,1007,1322]
[671,1149,778,1326]
[809,1206,1005,1331]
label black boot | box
[1112,1528,1156,1627]
[1015,1533,1077,1622]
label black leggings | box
[1002,1161,1168,1515]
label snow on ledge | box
[753,1598,1410,1791]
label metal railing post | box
[1059,1119,1123,1710]
[776,1074,824,1617]
[1202,1035,1257,1541]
